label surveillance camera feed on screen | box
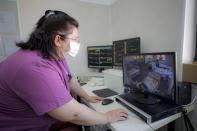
[88,46,113,68]
[123,53,175,101]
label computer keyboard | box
[92,88,118,98]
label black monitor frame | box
[123,52,177,104]
[87,45,113,69]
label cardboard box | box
[182,63,197,84]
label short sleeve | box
[12,61,72,116]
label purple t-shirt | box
[0,49,73,131]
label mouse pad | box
[92,88,118,98]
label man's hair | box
[16,10,79,59]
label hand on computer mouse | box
[86,96,104,103]
[105,108,128,123]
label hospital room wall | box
[110,0,185,81]
[17,0,112,77]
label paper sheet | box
[2,35,19,56]
[0,11,17,33]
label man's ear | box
[54,35,62,47]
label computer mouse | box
[102,98,114,105]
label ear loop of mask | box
[56,34,68,59]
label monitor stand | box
[133,93,160,105]
[98,68,104,73]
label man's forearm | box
[70,104,108,126]
[69,78,90,100]
[48,99,108,126]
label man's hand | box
[86,96,104,103]
[105,108,128,123]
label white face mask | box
[67,40,80,57]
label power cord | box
[181,95,197,131]
[182,95,197,107]
[148,95,197,131]
[182,110,195,131]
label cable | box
[182,95,197,107]
[181,94,197,131]
[182,111,195,131]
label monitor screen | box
[123,52,176,102]
[87,45,113,68]
[113,37,140,66]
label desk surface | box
[81,82,194,131]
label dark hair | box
[16,10,79,59]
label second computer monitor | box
[87,45,113,70]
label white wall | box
[17,0,112,77]
[110,0,185,81]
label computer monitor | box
[113,37,140,66]
[87,45,113,71]
[123,52,176,104]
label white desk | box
[81,82,194,131]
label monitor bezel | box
[122,52,177,103]
[87,45,113,69]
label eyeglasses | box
[58,34,79,43]
[66,37,80,43]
